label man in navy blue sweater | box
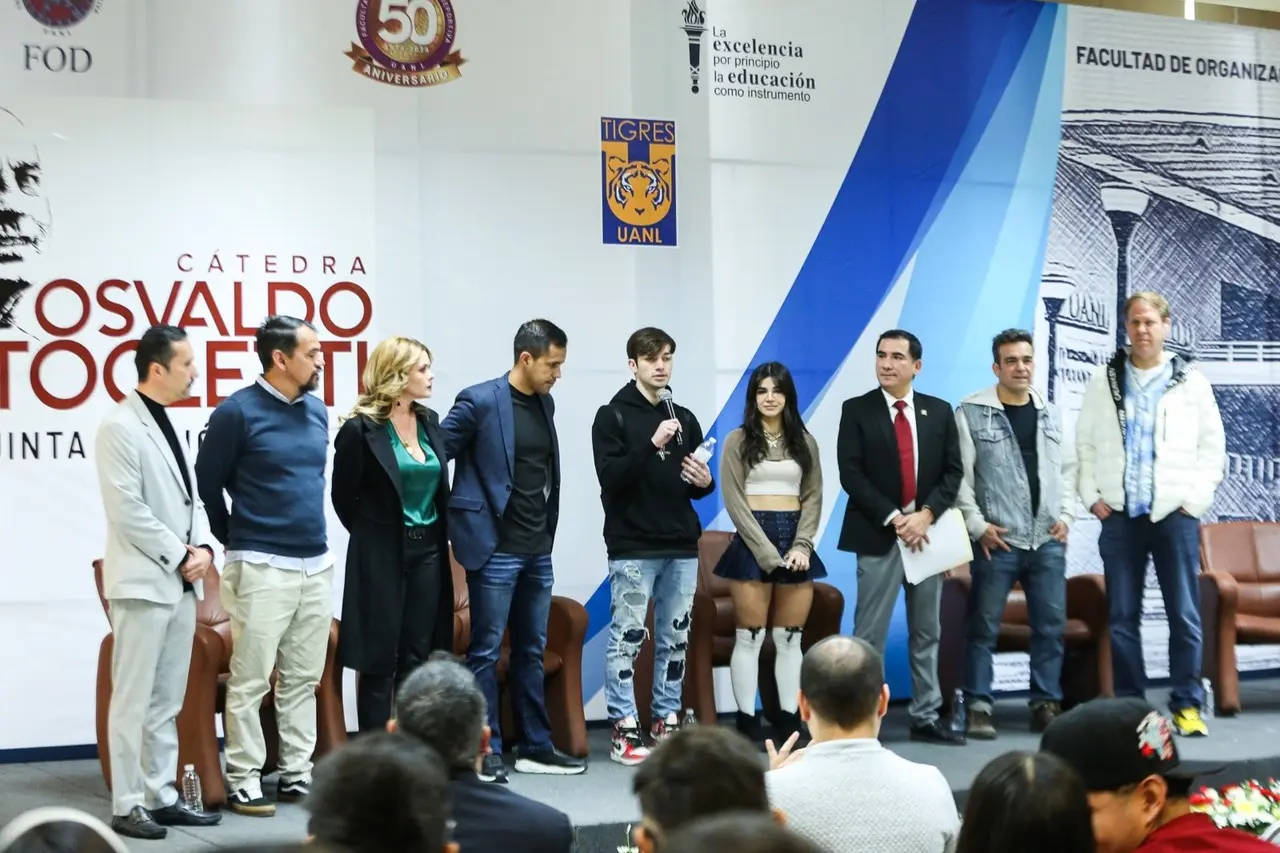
[195,315,332,817]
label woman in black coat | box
[332,336,454,732]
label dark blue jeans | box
[465,552,555,755]
[1097,511,1204,712]
[964,540,1066,713]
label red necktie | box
[894,400,916,507]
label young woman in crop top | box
[713,361,825,744]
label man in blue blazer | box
[440,319,586,782]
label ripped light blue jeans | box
[604,557,699,722]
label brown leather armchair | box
[448,547,590,758]
[93,560,345,810]
[939,564,1112,712]
[1199,521,1280,716]
[632,531,846,729]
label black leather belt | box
[406,526,430,541]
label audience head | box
[306,731,455,853]
[350,336,434,421]
[798,636,888,737]
[662,814,822,853]
[631,725,775,853]
[511,318,567,395]
[134,324,197,404]
[874,329,922,396]
[956,751,1094,853]
[0,808,127,853]
[1040,698,1220,853]
[391,653,489,773]
[256,314,322,394]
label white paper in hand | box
[897,508,974,585]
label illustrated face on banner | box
[630,345,673,393]
[0,107,51,331]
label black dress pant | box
[356,526,443,732]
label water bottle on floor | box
[950,689,967,735]
[683,708,697,728]
[1202,678,1215,719]
[181,765,203,812]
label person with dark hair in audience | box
[955,751,1094,853]
[662,814,824,853]
[766,635,957,853]
[631,725,780,853]
[305,732,457,853]
[94,325,220,838]
[1041,697,1273,853]
[388,653,573,853]
[0,808,130,853]
[196,315,332,816]
[439,319,585,781]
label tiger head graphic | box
[605,156,672,227]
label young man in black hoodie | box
[592,327,715,766]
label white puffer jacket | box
[1075,350,1225,522]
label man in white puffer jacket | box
[1075,291,1225,738]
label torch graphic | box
[680,0,707,93]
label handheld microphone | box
[657,388,683,445]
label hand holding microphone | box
[658,388,683,445]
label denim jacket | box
[954,386,1078,550]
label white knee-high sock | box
[772,626,804,714]
[730,628,766,714]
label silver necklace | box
[764,430,783,449]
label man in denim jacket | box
[954,329,1078,739]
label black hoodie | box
[590,381,715,558]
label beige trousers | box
[220,560,333,791]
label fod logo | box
[20,0,101,29]
[344,0,468,88]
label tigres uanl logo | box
[600,117,678,247]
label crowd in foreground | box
[1,638,1272,853]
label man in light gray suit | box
[95,325,221,840]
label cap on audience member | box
[955,751,1094,853]
[631,725,779,853]
[1040,698,1230,853]
[390,652,490,773]
[661,813,823,853]
[1039,697,1222,791]
[0,808,127,853]
[306,731,457,853]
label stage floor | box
[3,679,1279,852]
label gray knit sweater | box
[767,738,959,853]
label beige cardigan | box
[719,427,823,571]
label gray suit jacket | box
[95,391,213,604]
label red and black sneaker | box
[611,722,651,766]
[649,712,681,744]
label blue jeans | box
[1097,511,1204,712]
[964,540,1066,713]
[604,557,699,722]
[465,552,554,755]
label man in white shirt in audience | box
[766,635,959,853]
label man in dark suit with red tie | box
[836,330,965,745]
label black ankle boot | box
[771,710,810,748]
[735,711,767,745]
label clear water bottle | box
[681,437,717,482]
[950,689,967,734]
[683,708,697,728]
[1202,678,1215,719]
[181,764,203,812]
